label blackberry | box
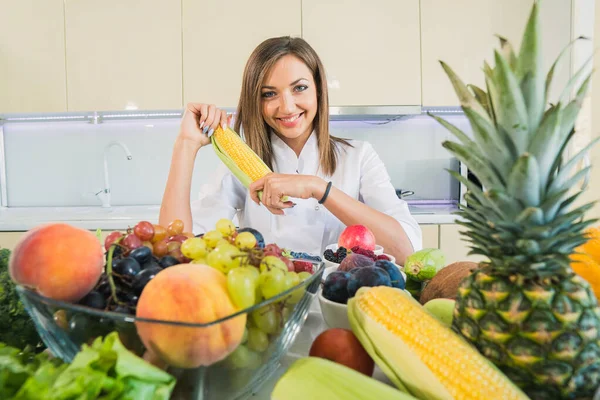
[334,247,348,263]
[324,249,336,262]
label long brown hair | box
[234,36,351,177]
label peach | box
[9,223,104,303]
[135,263,246,368]
[309,328,375,376]
[338,225,376,251]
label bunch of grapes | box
[175,218,318,370]
[77,219,194,316]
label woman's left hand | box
[249,173,326,215]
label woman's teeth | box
[280,113,301,122]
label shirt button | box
[315,205,320,211]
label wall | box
[2,114,467,208]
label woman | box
[159,36,421,264]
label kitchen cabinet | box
[0,232,26,251]
[420,224,439,249]
[182,0,301,107]
[421,0,572,107]
[64,0,182,111]
[439,224,488,264]
[302,0,421,107]
[0,0,67,113]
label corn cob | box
[271,357,419,400]
[211,126,271,182]
[348,286,529,400]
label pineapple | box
[433,2,600,399]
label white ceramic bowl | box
[318,290,352,330]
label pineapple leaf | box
[507,153,541,207]
[443,141,503,190]
[496,35,518,72]
[439,61,493,121]
[468,84,492,116]
[550,203,596,234]
[515,207,544,226]
[545,36,590,100]
[457,205,491,225]
[492,50,530,154]
[448,170,491,209]
[527,105,561,189]
[516,1,544,129]
[551,136,600,192]
[463,107,514,177]
[558,53,595,106]
[552,166,592,200]
[486,190,521,219]
[540,188,570,222]
[483,61,498,125]
[428,113,476,148]
[558,73,592,144]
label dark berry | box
[114,257,141,277]
[129,246,152,264]
[79,290,106,309]
[324,249,336,262]
[132,267,162,295]
[158,255,180,269]
[142,258,161,271]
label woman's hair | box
[234,36,351,177]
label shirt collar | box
[271,130,319,175]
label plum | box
[347,267,392,298]
[374,260,405,289]
[338,253,375,272]
[323,271,353,304]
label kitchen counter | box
[0,203,461,232]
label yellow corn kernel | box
[357,286,526,400]
[213,126,271,181]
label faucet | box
[96,141,133,208]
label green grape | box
[190,257,207,265]
[229,248,247,269]
[283,271,304,304]
[203,230,223,248]
[216,218,236,236]
[246,327,269,352]
[283,271,300,291]
[226,344,261,369]
[298,271,312,281]
[282,304,294,323]
[215,238,231,248]
[207,243,239,273]
[235,231,257,249]
[180,237,207,259]
[227,267,257,309]
[259,268,286,299]
[259,255,288,273]
[251,304,281,334]
[241,327,248,344]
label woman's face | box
[261,54,318,144]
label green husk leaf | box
[493,50,530,154]
[507,153,541,207]
[516,2,544,128]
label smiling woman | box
[159,36,422,264]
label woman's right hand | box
[178,102,231,149]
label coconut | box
[419,261,478,305]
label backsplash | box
[2,113,469,207]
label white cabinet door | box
[421,0,572,107]
[65,0,182,111]
[439,224,488,265]
[182,0,301,108]
[302,0,421,106]
[0,0,67,113]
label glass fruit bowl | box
[16,259,324,400]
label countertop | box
[0,202,460,232]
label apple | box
[309,328,374,376]
[338,225,376,251]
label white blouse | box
[191,131,423,257]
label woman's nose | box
[280,92,295,113]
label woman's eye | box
[261,91,276,99]
[295,85,308,92]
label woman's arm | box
[159,138,200,231]
[159,103,228,232]
[311,180,415,265]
